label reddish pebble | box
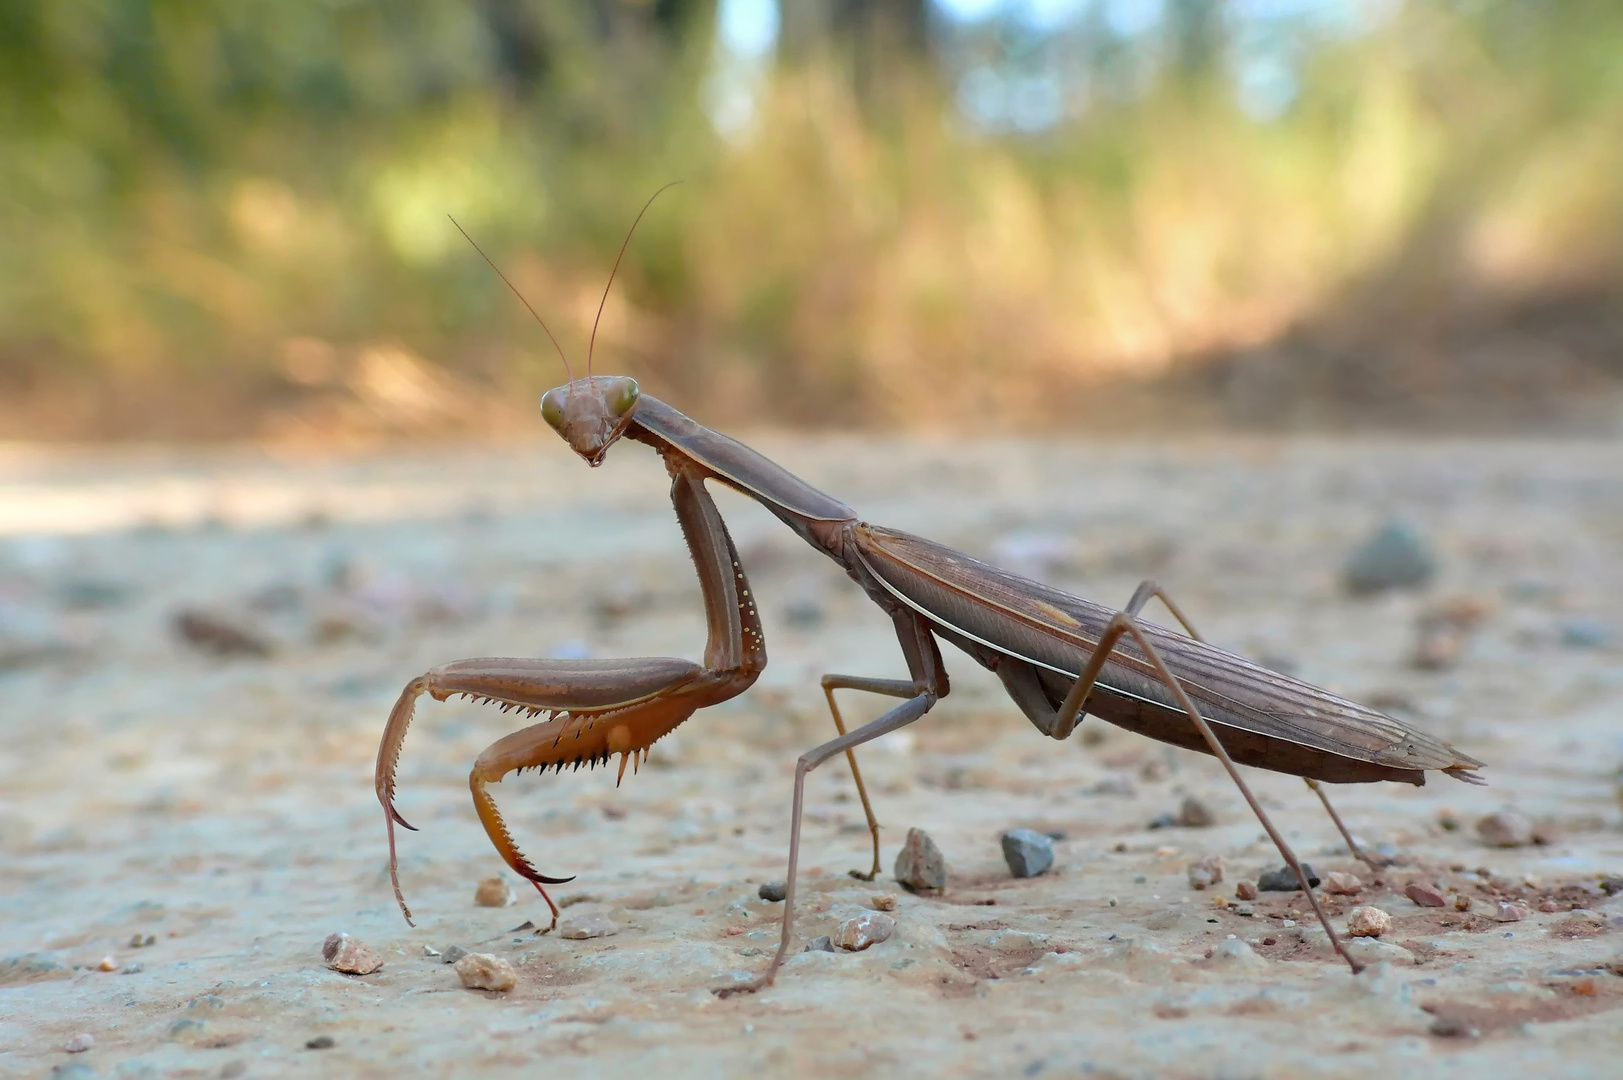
[1494,901,1530,923]
[1235,881,1259,901]
[1405,882,1448,908]
[322,933,384,975]
[1324,872,1362,895]
[1538,900,1561,913]
[834,911,895,951]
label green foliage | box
[1,1,1619,438]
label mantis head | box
[452,182,677,466]
[540,376,640,466]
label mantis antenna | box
[448,214,574,385]
[587,180,684,379]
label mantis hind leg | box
[1051,594,1366,975]
[1104,579,1385,873]
[820,675,917,880]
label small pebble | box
[1597,875,1623,896]
[1235,881,1259,901]
[455,952,518,991]
[1345,938,1417,966]
[306,1035,336,1050]
[1146,812,1178,830]
[1145,908,1183,931]
[440,945,469,965]
[1186,854,1224,891]
[121,962,144,975]
[833,911,895,951]
[422,945,440,957]
[1454,894,1472,912]
[322,932,383,975]
[1557,617,1614,650]
[96,955,118,972]
[1405,882,1448,908]
[172,608,273,657]
[1429,1016,1478,1038]
[559,911,619,940]
[1001,828,1055,878]
[1177,797,1214,828]
[1210,937,1268,970]
[1324,871,1362,895]
[1232,903,1255,917]
[1494,901,1530,923]
[1343,519,1437,595]
[1476,810,1534,848]
[893,827,947,893]
[1411,595,1492,670]
[1257,864,1319,891]
[806,935,835,953]
[129,933,156,948]
[474,876,515,907]
[63,1032,95,1053]
[168,1017,208,1042]
[871,893,897,912]
[758,881,787,903]
[1346,906,1391,937]
[1538,900,1561,913]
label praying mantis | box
[375,190,1485,992]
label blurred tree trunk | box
[1165,0,1225,89]
[779,0,935,106]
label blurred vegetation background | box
[2,0,1620,441]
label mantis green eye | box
[540,389,565,429]
[607,377,639,416]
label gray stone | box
[559,911,619,940]
[440,945,469,965]
[1345,938,1417,966]
[1145,908,1183,930]
[1211,937,1268,970]
[758,881,787,902]
[1001,828,1055,878]
[805,936,834,953]
[1343,519,1437,595]
[893,827,946,893]
[1557,617,1613,649]
[1257,864,1319,891]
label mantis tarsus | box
[375,193,1485,991]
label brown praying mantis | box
[375,189,1485,992]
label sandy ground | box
[1,434,1621,1079]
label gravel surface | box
[1,435,1621,1077]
